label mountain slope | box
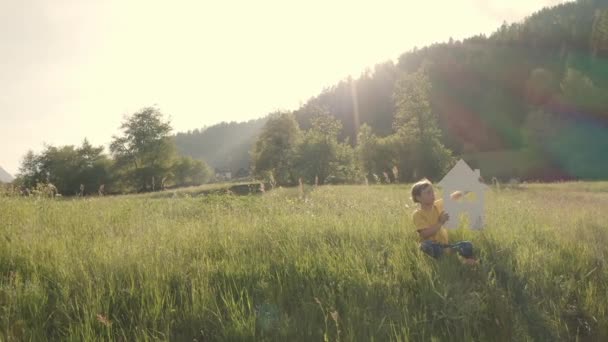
[0,166,14,183]
[173,118,267,175]
[175,0,608,180]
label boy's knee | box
[459,241,473,248]
[453,241,474,258]
[420,241,443,258]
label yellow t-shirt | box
[412,199,449,245]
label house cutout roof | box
[436,159,489,191]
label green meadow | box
[1,183,607,341]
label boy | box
[411,179,479,265]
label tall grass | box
[0,184,606,340]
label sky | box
[0,0,571,176]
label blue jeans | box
[420,240,474,259]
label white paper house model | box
[436,159,488,230]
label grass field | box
[1,183,607,341]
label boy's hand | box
[439,212,449,224]
[450,191,470,200]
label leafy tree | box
[172,156,212,187]
[330,140,360,184]
[295,110,358,184]
[15,140,111,195]
[591,9,608,57]
[356,124,379,179]
[110,107,176,192]
[251,112,300,185]
[356,124,403,182]
[393,69,454,180]
[15,151,43,189]
[76,139,113,194]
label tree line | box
[13,0,608,192]
[14,108,213,196]
[176,0,608,181]
[252,69,455,185]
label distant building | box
[215,169,232,181]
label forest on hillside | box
[176,0,608,181]
[174,118,267,177]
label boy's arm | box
[417,222,444,240]
[414,212,449,239]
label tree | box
[15,140,111,195]
[356,125,419,183]
[393,68,454,180]
[76,139,112,194]
[251,112,301,185]
[356,124,379,179]
[559,68,608,112]
[330,140,360,184]
[172,156,212,187]
[15,150,43,189]
[591,9,608,57]
[110,107,176,192]
[295,110,358,184]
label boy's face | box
[417,185,435,205]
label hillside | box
[174,0,608,180]
[173,118,267,176]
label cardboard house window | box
[460,192,478,203]
[437,159,488,230]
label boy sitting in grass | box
[411,179,479,265]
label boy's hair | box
[411,178,432,203]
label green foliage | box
[15,0,608,191]
[355,124,378,176]
[386,69,454,181]
[354,69,455,184]
[356,126,404,182]
[330,139,360,184]
[294,110,360,184]
[294,62,398,142]
[591,8,608,56]
[393,69,436,137]
[14,151,41,188]
[172,0,608,183]
[252,112,301,185]
[110,107,177,192]
[14,139,111,195]
[352,67,457,183]
[290,1,608,181]
[171,156,213,187]
[560,67,608,111]
[14,107,217,196]
[1,184,607,340]
[252,109,361,186]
